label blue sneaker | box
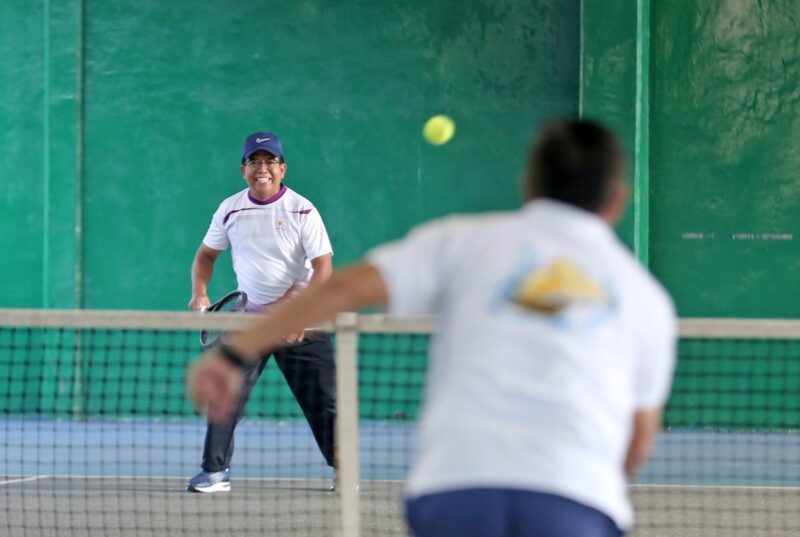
[186,468,230,493]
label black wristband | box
[217,342,250,370]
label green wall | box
[1,0,579,310]
[582,0,800,318]
[649,0,800,318]
[5,1,800,315]
[580,0,639,250]
[1,1,46,307]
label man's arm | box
[189,244,223,312]
[188,262,387,421]
[624,407,662,478]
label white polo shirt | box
[367,199,676,530]
[202,185,333,305]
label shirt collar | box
[248,184,287,206]
[522,198,615,239]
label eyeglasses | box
[245,158,282,169]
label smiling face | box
[241,150,287,201]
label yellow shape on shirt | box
[514,258,607,313]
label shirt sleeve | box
[634,289,678,409]
[366,219,453,315]
[300,206,333,261]
[202,203,230,251]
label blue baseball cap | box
[242,131,284,161]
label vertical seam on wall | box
[72,0,86,419]
[634,0,651,266]
[43,0,51,307]
[578,0,584,118]
[75,0,85,310]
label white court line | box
[630,483,800,491]
[8,476,797,490]
[0,476,50,486]
[6,474,331,482]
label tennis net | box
[342,317,800,537]
[0,309,338,537]
[1,310,799,536]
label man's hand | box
[189,294,211,312]
[187,351,245,422]
[271,284,305,344]
[282,330,305,345]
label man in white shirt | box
[185,131,336,493]
[187,119,677,536]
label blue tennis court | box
[3,419,799,536]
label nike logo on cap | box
[256,137,271,143]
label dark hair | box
[526,119,624,213]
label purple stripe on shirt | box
[222,207,259,225]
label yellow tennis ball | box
[423,115,455,145]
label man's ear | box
[600,179,629,225]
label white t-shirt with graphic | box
[202,185,332,305]
[367,199,676,530]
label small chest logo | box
[275,218,285,230]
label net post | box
[334,312,360,537]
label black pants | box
[201,331,336,471]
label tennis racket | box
[199,290,248,349]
